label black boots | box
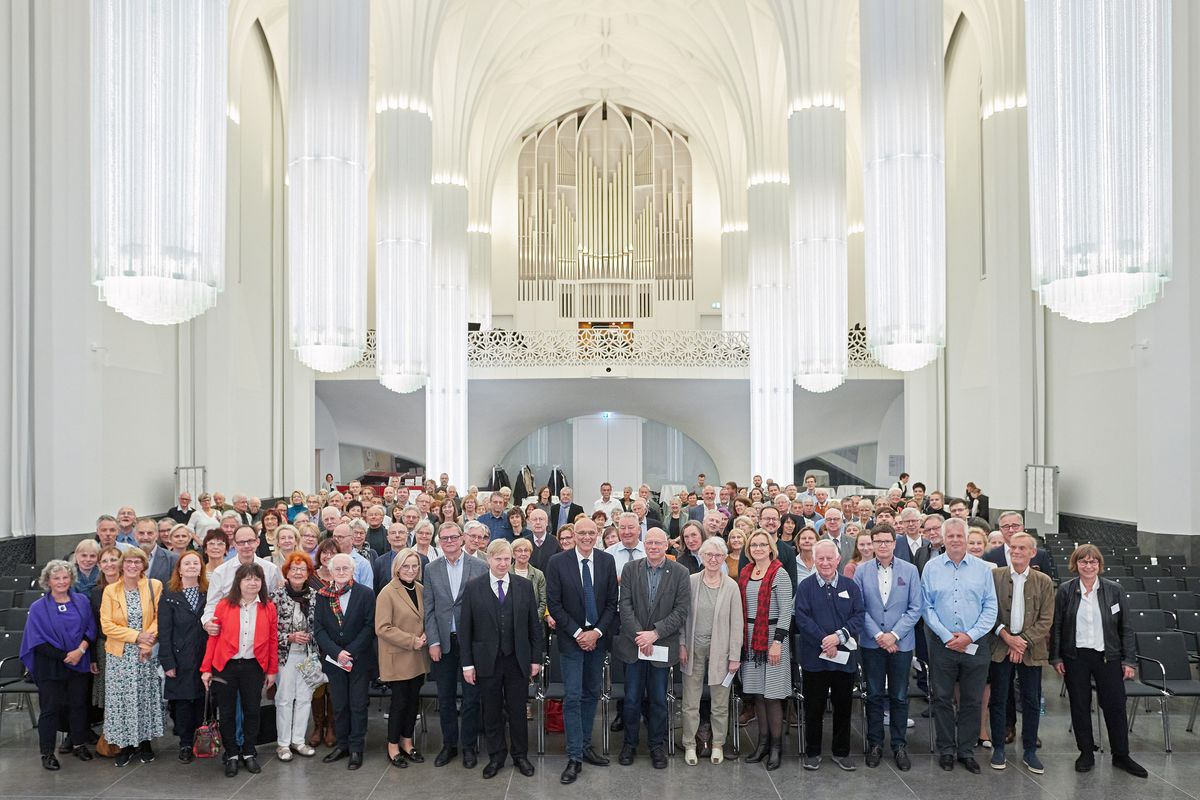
[745,734,771,763]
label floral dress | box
[103,590,164,747]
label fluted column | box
[426,180,469,484]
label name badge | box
[838,590,850,599]
[1110,603,1120,615]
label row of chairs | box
[1119,591,1199,614]
[0,589,42,611]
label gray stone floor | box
[0,688,1198,800]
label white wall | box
[314,395,341,485]
[876,392,905,485]
[793,380,905,466]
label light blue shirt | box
[921,552,997,644]
[444,554,465,633]
[350,550,373,590]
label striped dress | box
[739,568,794,699]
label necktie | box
[497,579,505,603]
[582,558,598,626]
[626,548,637,558]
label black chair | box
[0,630,36,727]
[1134,632,1200,752]
[1186,578,1200,595]
[1171,565,1198,580]
[537,635,566,755]
[1127,555,1155,566]
[1124,592,1158,610]
[0,608,29,631]
[908,658,936,753]
[1160,555,1188,566]
[601,652,625,755]
[0,576,34,592]
[1142,577,1182,594]
[1131,564,1168,579]
[1110,576,1141,593]
[1105,565,1131,577]
[11,590,40,608]
[0,590,13,610]
[1158,591,1200,619]
[1173,608,1200,663]
[1129,609,1174,634]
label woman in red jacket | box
[201,563,279,778]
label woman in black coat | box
[158,552,209,763]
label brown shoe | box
[1004,727,1015,745]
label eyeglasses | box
[234,539,257,546]
[999,523,1023,531]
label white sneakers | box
[711,746,724,764]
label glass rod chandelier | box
[860,0,945,372]
[91,1,228,325]
[1025,1,1172,323]
[287,0,369,372]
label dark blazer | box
[549,503,584,533]
[529,535,562,573]
[912,542,938,575]
[545,548,619,655]
[1049,577,1135,667]
[145,546,179,586]
[313,583,377,674]
[983,545,1053,575]
[458,573,543,678]
[893,535,915,565]
[157,588,207,700]
[968,494,990,521]
[614,557,691,666]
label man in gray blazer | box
[423,522,490,769]
[820,508,857,570]
[134,517,178,584]
[614,528,691,769]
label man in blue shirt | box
[481,492,513,542]
[921,517,997,774]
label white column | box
[427,181,469,485]
[467,227,492,329]
[720,226,749,331]
[1136,1,1200,546]
[747,181,793,482]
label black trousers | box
[37,672,90,755]
[214,658,264,758]
[803,670,854,757]
[386,676,423,743]
[927,633,991,757]
[478,651,529,763]
[1063,650,1130,756]
[327,663,370,752]
[172,696,207,748]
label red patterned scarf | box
[738,559,782,665]
[318,580,353,627]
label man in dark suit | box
[423,522,490,769]
[526,509,561,572]
[167,491,195,525]
[134,517,178,584]
[687,485,721,522]
[313,554,376,770]
[614,528,691,769]
[550,486,585,534]
[460,539,544,779]
[546,518,619,784]
[982,513,1053,574]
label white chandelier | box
[790,102,847,393]
[860,0,945,372]
[1025,1,1172,323]
[375,102,431,393]
[287,0,369,372]
[91,0,227,325]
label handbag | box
[192,689,222,759]
[95,735,122,758]
[294,651,328,688]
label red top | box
[200,599,279,676]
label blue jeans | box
[621,660,669,750]
[861,646,913,751]
[434,636,480,750]
[989,660,1042,755]
[559,646,605,760]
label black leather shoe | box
[482,759,503,779]
[178,746,192,763]
[650,747,668,769]
[462,748,478,769]
[957,756,981,774]
[938,754,955,771]
[765,741,782,771]
[618,744,636,765]
[1113,755,1148,778]
[243,755,262,774]
[894,748,912,771]
[404,747,424,763]
[582,746,609,766]
[865,745,882,768]
[560,760,581,784]
[348,752,363,770]
[390,753,408,768]
[58,736,73,754]
[434,746,458,767]
[323,747,349,763]
[41,754,60,771]
[138,743,156,763]
[514,756,535,777]
[224,758,240,777]
[610,716,625,732]
[74,745,94,762]
[1075,752,1095,772]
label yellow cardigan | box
[100,578,163,657]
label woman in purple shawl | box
[19,559,98,770]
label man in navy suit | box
[549,486,585,534]
[854,524,923,771]
[982,512,1053,574]
[546,517,619,784]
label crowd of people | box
[16,470,1150,783]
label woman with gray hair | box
[20,560,98,769]
[680,537,743,765]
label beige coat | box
[680,572,744,685]
[990,566,1055,666]
[375,579,430,681]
